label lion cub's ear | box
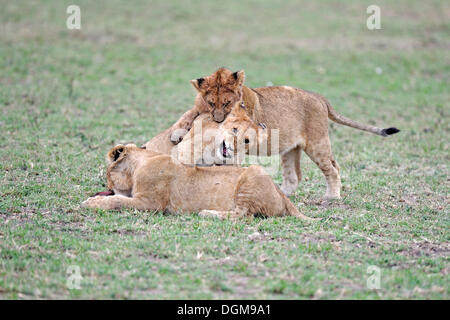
[190,77,207,92]
[231,70,245,88]
[107,144,126,164]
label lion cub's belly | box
[166,167,244,213]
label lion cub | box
[169,67,399,199]
[82,144,313,220]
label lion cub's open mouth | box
[221,141,231,158]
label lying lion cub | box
[82,144,313,220]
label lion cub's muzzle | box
[212,112,226,123]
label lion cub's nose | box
[213,113,225,123]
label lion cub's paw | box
[280,186,294,197]
[199,210,245,220]
[199,210,223,219]
[199,210,238,220]
[170,129,186,145]
[321,195,341,207]
[82,196,99,208]
[82,196,107,209]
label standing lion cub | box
[82,144,313,220]
[169,67,399,199]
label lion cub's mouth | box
[221,141,233,158]
[221,141,231,158]
[91,190,115,197]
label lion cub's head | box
[217,102,267,164]
[190,67,245,123]
[105,144,142,196]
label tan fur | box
[81,144,313,220]
[144,102,264,166]
[144,113,222,165]
[169,68,399,199]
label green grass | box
[0,0,449,299]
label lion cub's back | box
[167,165,245,213]
[145,113,218,160]
[253,86,329,151]
[144,127,173,154]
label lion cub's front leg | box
[169,108,200,144]
[82,195,150,211]
[280,146,302,196]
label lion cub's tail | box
[275,186,317,221]
[325,100,400,137]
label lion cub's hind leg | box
[199,208,249,220]
[198,166,284,219]
[200,166,313,220]
[304,135,341,200]
[235,166,287,217]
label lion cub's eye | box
[232,128,238,134]
[208,101,215,108]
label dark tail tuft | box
[381,127,400,136]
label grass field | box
[0,0,449,299]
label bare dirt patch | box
[400,241,450,258]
